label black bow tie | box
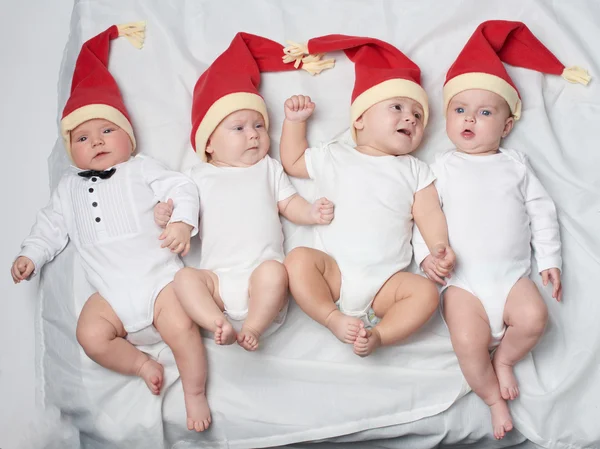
[78,168,116,180]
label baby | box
[279,35,456,356]
[155,32,334,351]
[413,21,590,439]
[10,24,211,432]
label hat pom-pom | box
[117,21,146,49]
[282,41,310,67]
[562,66,591,85]
[282,41,335,75]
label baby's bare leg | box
[76,293,163,394]
[237,260,288,351]
[354,272,438,357]
[284,247,363,344]
[444,286,513,440]
[174,267,236,345]
[492,278,548,401]
[154,283,211,432]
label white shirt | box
[413,148,562,274]
[18,155,200,332]
[188,155,296,273]
[305,140,435,312]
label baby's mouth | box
[461,129,474,138]
[397,128,412,137]
[94,151,109,158]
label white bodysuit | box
[18,155,199,334]
[305,140,435,317]
[413,148,562,345]
[188,155,296,324]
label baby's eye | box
[255,123,264,129]
[480,110,491,116]
[234,126,244,131]
[76,136,87,142]
[414,112,422,120]
[103,128,114,134]
[392,104,402,111]
[455,107,465,114]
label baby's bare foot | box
[137,358,164,395]
[489,400,514,440]
[325,310,363,344]
[353,327,382,357]
[185,391,211,432]
[214,318,236,345]
[493,358,519,400]
[237,325,260,351]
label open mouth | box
[461,129,474,138]
[397,129,412,137]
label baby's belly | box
[447,204,531,267]
[317,213,412,271]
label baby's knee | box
[519,302,548,335]
[256,260,288,289]
[174,266,198,285]
[76,319,105,358]
[283,247,313,272]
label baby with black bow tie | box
[11,23,212,432]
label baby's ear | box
[205,139,213,154]
[353,115,365,131]
[502,116,515,138]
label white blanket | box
[35,1,599,448]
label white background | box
[0,0,72,447]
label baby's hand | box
[420,254,448,286]
[154,198,174,228]
[284,95,315,122]
[432,243,456,278]
[11,256,35,284]
[541,268,562,302]
[311,197,334,225]
[159,222,193,256]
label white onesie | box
[188,155,296,324]
[413,148,562,345]
[305,140,435,317]
[18,155,200,334]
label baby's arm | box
[413,184,455,278]
[278,194,334,225]
[12,188,70,282]
[143,157,200,256]
[523,157,562,301]
[280,95,315,179]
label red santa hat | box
[443,20,591,120]
[60,22,146,157]
[191,32,334,160]
[283,34,429,142]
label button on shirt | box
[18,155,200,331]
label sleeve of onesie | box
[303,142,331,181]
[411,158,441,267]
[141,156,200,237]
[521,155,562,272]
[271,157,297,202]
[412,156,436,192]
[17,181,70,276]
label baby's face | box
[70,119,132,170]
[206,109,270,167]
[354,97,425,156]
[446,89,514,156]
